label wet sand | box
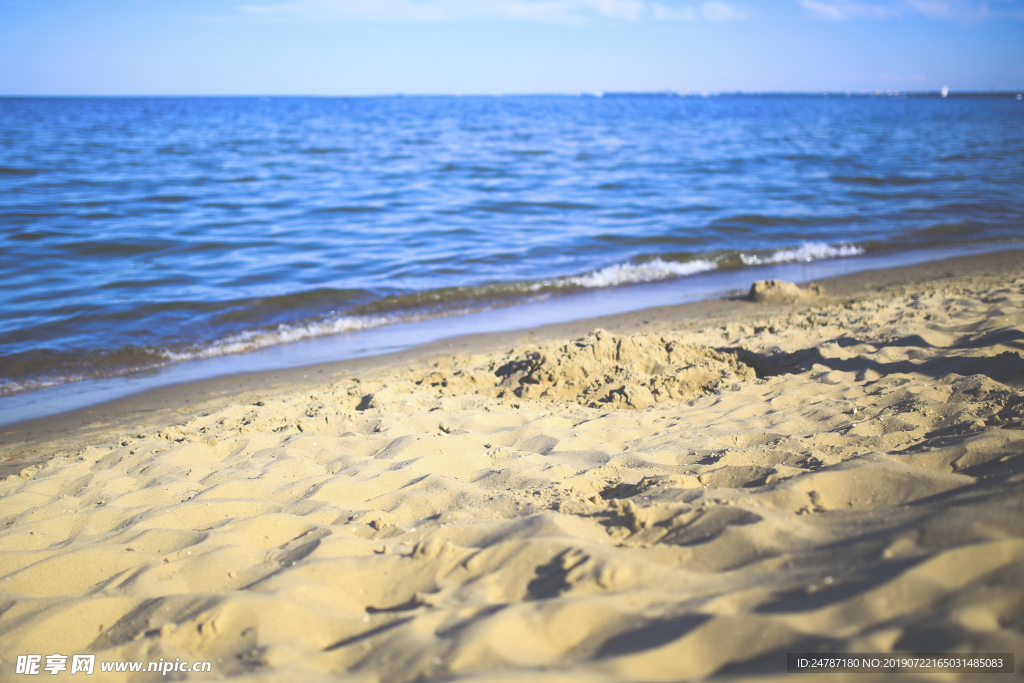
[0,249,1022,681]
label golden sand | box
[1,253,1022,681]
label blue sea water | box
[1,94,1022,403]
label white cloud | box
[906,0,954,15]
[799,0,1024,20]
[798,0,890,19]
[701,1,748,19]
[238,0,742,23]
[651,2,698,19]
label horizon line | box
[2,90,1023,99]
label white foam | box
[0,379,34,397]
[740,241,864,265]
[0,374,111,398]
[568,257,719,288]
[162,314,400,361]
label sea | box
[1,93,1022,424]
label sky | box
[0,0,1021,95]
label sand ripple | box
[1,271,1023,681]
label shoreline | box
[1,242,1016,430]
[0,247,1021,680]
[3,247,1021,457]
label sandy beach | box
[1,249,1022,682]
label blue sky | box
[0,0,1021,95]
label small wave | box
[0,350,170,398]
[0,166,41,176]
[832,174,935,187]
[0,376,75,397]
[713,213,811,228]
[568,258,718,288]
[476,201,597,214]
[142,195,192,203]
[311,205,384,214]
[914,222,981,238]
[161,314,402,361]
[160,258,720,361]
[739,242,864,265]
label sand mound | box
[749,279,824,303]
[488,329,756,409]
